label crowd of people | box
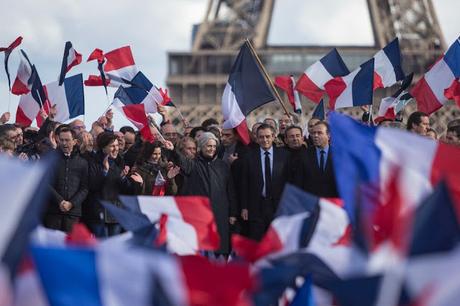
[0,105,459,257]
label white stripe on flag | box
[222,83,245,129]
[424,59,456,105]
[305,61,334,89]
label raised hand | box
[0,112,10,124]
[167,166,180,179]
[130,172,143,184]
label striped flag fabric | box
[324,58,375,110]
[11,49,33,95]
[295,48,350,103]
[411,37,460,114]
[0,36,23,91]
[373,38,405,89]
[119,195,220,255]
[221,41,275,145]
[274,75,302,113]
[58,41,82,85]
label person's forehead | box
[162,124,176,132]
[287,128,301,136]
[312,124,326,132]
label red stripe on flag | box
[0,36,22,52]
[324,77,347,110]
[11,78,30,95]
[15,105,33,127]
[232,227,283,263]
[430,143,460,218]
[373,71,384,90]
[411,76,443,115]
[295,73,324,103]
[103,46,135,72]
[235,119,250,145]
[84,75,110,87]
[175,196,221,250]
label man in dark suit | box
[302,121,338,198]
[241,123,287,241]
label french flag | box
[15,66,48,127]
[16,74,85,127]
[0,36,23,91]
[118,195,221,255]
[85,46,138,88]
[11,49,33,95]
[32,245,253,306]
[445,79,460,107]
[221,41,275,145]
[411,37,460,114]
[232,184,349,263]
[375,73,414,123]
[373,38,405,89]
[58,41,82,85]
[329,112,460,222]
[152,171,167,196]
[274,75,302,113]
[295,48,350,103]
[324,58,375,110]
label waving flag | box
[152,171,167,196]
[58,41,82,85]
[222,41,275,145]
[324,58,375,110]
[329,112,460,222]
[11,49,33,95]
[85,45,138,88]
[411,37,460,114]
[274,75,302,113]
[233,184,348,264]
[445,79,460,107]
[373,38,405,89]
[295,48,350,103]
[0,36,23,91]
[375,73,414,123]
[119,195,220,255]
[16,74,84,127]
[16,66,48,127]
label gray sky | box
[0,0,458,128]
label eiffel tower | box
[166,0,455,126]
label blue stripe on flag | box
[32,247,102,306]
[351,58,374,106]
[63,74,85,118]
[382,38,405,81]
[444,38,460,78]
[320,48,350,77]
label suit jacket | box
[241,146,288,221]
[301,146,339,198]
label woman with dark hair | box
[85,132,143,237]
[133,141,177,195]
[164,132,238,257]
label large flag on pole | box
[58,41,82,85]
[373,38,405,89]
[0,36,23,91]
[221,41,275,145]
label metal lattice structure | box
[167,0,453,124]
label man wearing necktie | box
[300,121,338,198]
[241,123,288,241]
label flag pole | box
[245,38,291,119]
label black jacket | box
[85,152,142,223]
[240,146,288,221]
[171,150,237,254]
[285,145,309,189]
[300,147,339,198]
[48,149,89,217]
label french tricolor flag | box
[373,38,405,90]
[85,45,138,87]
[295,48,350,103]
[32,245,253,306]
[16,74,85,127]
[411,37,460,114]
[274,75,302,113]
[222,42,275,145]
[324,58,375,110]
[58,41,82,85]
[329,112,460,222]
[11,49,33,95]
[232,184,349,263]
[119,195,221,255]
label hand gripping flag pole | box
[244,39,292,121]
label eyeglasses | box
[72,125,86,130]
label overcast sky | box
[0,0,458,128]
